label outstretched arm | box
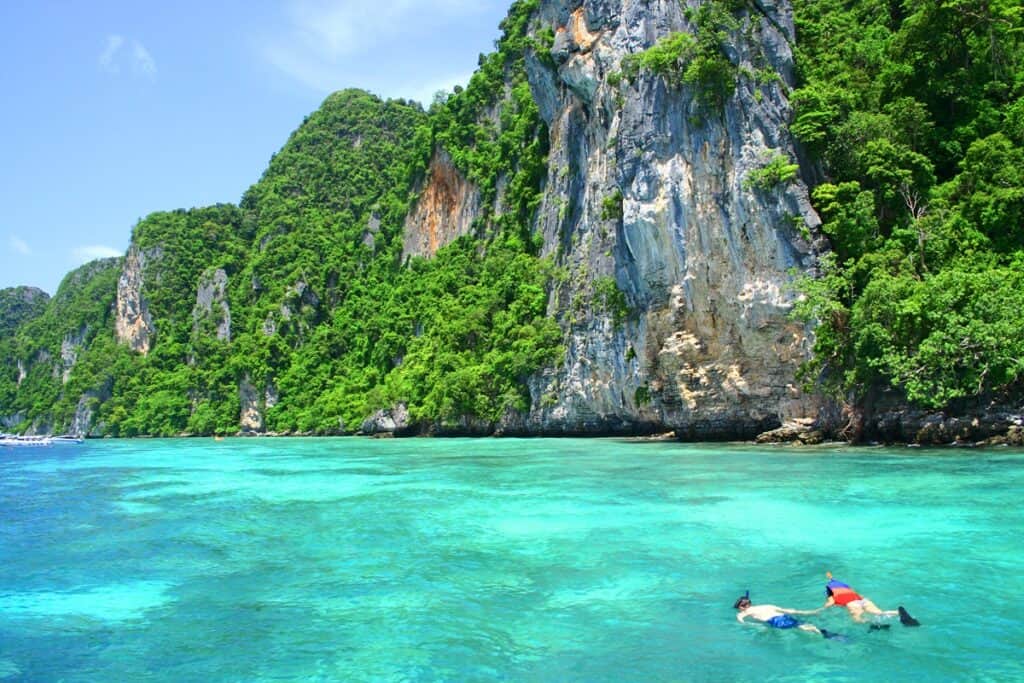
[779,606,823,615]
[736,611,748,624]
[778,594,835,615]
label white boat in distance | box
[0,434,84,447]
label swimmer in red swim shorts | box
[818,573,919,626]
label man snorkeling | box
[819,573,920,626]
[734,593,844,640]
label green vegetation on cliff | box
[235,0,559,434]
[0,1,559,436]
[0,287,50,415]
[791,0,1024,411]
[109,205,249,437]
[0,288,49,337]
[430,0,547,243]
[4,260,122,431]
[6,0,1019,437]
[622,0,744,108]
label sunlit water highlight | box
[1,438,1023,681]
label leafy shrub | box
[621,0,742,109]
[744,153,800,191]
[594,276,631,327]
[601,190,624,221]
[791,0,1024,411]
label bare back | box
[738,604,786,623]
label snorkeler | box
[820,573,920,626]
[734,593,844,640]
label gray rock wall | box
[239,374,265,434]
[115,246,157,354]
[193,268,232,341]
[59,326,88,384]
[519,0,824,437]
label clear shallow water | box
[1,438,1023,682]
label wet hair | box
[734,596,751,609]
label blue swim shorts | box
[766,614,800,629]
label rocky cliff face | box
[403,149,482,260]
[115,246,157,354]
[59,326,87,384]
[509,0,823,436]
[378,0,825,438]
[3,2,835,440]
[193,268,232,341]
[239,374,265,434]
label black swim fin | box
[821,629,849,642]
[868,624,891,631]
[898,606,920,627]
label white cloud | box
[71,245,122,265]
[9,235,31,255]
[99,34,124,73]
[98,35,156,80]
[132,40,157,80]
[264,0,488,94]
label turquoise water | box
[1,438,1023,682]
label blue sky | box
[0,0,509,295]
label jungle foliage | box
[0,287,50,413]
[3,260,123,431]
[5,0,1022,434]
[0,0,560,436]
[790,0,1024,408]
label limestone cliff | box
[364,0,825,438]
[115,246,157,354]
[59,326,87,384]
[239,374,265,434]
[403,149,481,260]
[510,0,823,436]
[0,3,841,440]
[192,268,232,342]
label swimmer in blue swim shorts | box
[765,614,801,629]
[735,594,843,639]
